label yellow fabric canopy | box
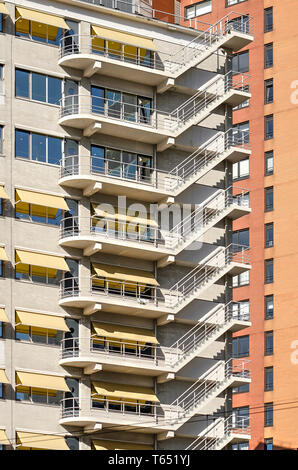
[16,7,70,30]
[0,369,9,384]
[91,25,157,51]
[0,3,8,15]
[16,432,70,451]
[0,429,9,446]
[0,308,8,323]
[16,310,69,332]
[93,440,153,451]
[92,381,159,402]
[15,250,69,271]
[92,204,158,227]
[0,247,8,261]
[16,371,70,392]
[0,186,9,199]
[92,322,158,344]
[16,189,69,211]
[92,263,159,286]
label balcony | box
[58,130,251,201]
[57,8,253,84]
[58,302,250,374]
[58,187,250,258]
[58,72,250,145]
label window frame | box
[226,0,247,6]
[232,50,249,74]
[265,150,274,175]
[265,222,274,248]
[232,158,250,181]
[265,43,273,68]
[264,438,273,450]
[15,68,62,106]
[185,0,212,19]
[233,270,250,288]
[0,125,3,155]
[265,331,274,356]
[265,402,273,427]
[15,385,62,405]
[265,78,273,104]
[265,114,274,140]
[264,7,273,33]
[232,335,249,358]
[265,295,274,320]
[15,198,65,227]
[15,323,63,346]
[265,186,274,212]
[15,263,64,286]
[233,228,249,250]
[265,258,274,284]
[15,129,64,166]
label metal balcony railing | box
[59,300,250,371]
[59,358,250,426]
[59,71,250,134]
[186,415,251,450]
[59,128,250,195]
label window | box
[265,402,273,426]
[15,9,71,46]
[265,367,273,391]
[232,51,249,73]
[265,295,274,320]
[232,300,250,321]
[233,406,249,428]
[265,223,274,248]
[233,228,249,250]
[265,151,274,175]
[0,125,3,154]
[233,335,249,358]
[233,270,250,287]
[233,383,249,394]
[91,144,152,182]
[15,69,62,105]
[232,159,249,180]
[15,130,62,165]
[232,442,249,451]
[0,383,2,399]
[265,43,273,68]
[0,13,3,33]
[16,386,62,405]
[265,115,274,139]
[264,438,273,450]
[91,86,152,125]
[15,324,63,346]
[15,191,70,226]
[226,0,247,5]
[0,322,2,338]
[232,121,249,144]
[265,259,274,284]
[15,263,63,285]
[265,187,273,211]
[185,1,212,19]
[265,332,274,356]
[264,7,273,32]
[265,79,273,104]
[0,261,3,277]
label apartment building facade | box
[0,0,252,450]
[180,0,298,451]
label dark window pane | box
[32,133,46,162]
[265,44,273,68]
[265,259,273,283]
[265,79,273,104]
[48,76,62,105]
[32,73,46,102]
[265,403,273,426]
[265,295,274,319]
[16,69,30,98]
[265,223,274,247]
[265,115,273,139]
[48,136,62,165]
[265,332,274,356]
[265,187,273,211]
[265,8,273,32]
[15,130,30,159]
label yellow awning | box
[16,371,70,392]
[0,3,8,15]
[92,322,158,344]
[91,25,157,51]
[0,429,9,446]
[15,250,69,271]
[92,263,159,286]
[16,310,69,332]
[0,247,8,261]
[16,7,70,30]
[0,186,9,199]
[16,189,69,211]
[0,308,9,323]
[16,432,69,451]
[92,381,159,402]
[92,204,158,227]
[0,369,9,384]
[93,440,153,451]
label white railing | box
[59,128,250,194]
[59,71,249,134]
[166,243,250,308]
[59,300,250,368]
[59,244,250,309]
[59,358,250,426]
[186,415,251,450]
